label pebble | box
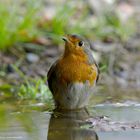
[26,53,39,63]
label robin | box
[47,34,99,110]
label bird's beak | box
[62,36,69,42]
[62,36,73,51]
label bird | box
[47,34,99,110]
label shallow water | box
[98,130,140,140]
[92,103,140,140]
[90,102,140,122]
[0,102,140,140]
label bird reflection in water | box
[48,108,98,140]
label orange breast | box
[57,53,97,85]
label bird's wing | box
[47,60,59,93]
[94,61,100,83]
[47,61,57,80]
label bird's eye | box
[78,41,84,47]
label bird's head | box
[62,34,88,55]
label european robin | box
[47,34,99,110]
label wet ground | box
[0,101,140,140]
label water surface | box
[0,102,140,140]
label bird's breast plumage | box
[56,53,98,85]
